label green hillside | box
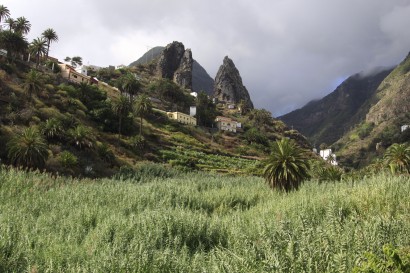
[335,53,410,168]
[1,166,409,272]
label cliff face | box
[213,56,254,109]
[156,41,193,90]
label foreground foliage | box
[264,138,310,191]
[1,166,410,272]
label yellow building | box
[58,63,92,84]
[167,112,196,125]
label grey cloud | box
[4,0,410,116]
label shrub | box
[59,151,78,168]
[68,125,94,149]
[97,143,115,164]
[353,245,410,273]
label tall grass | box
[0,166,409,272]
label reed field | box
[1,165,409,272]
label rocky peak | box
[213,56,254,109]
[156,41,193,90]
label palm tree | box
[7,127,49,169]
[384,143,410,174]
[21,69,43,100]
[0,5,10,27]
[112,95,132,137]
[14,16,31,35]
[4,17,15,31]
[263,138,310,192]
[68,125,93,149]
[40,118,64,140]
[135,94,152,136]
[122,73,141,102]
[29,37,47,67]
[41,28,58,59]
[0,30,28,61]
[64,56,82,68]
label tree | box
[40,118,64,140]
[196,91,218,127]
[121,73,141,102]
[14,16,31,35]
[7,127,49,169]
[41,28,58,59]
[0,30,28,61]
[4,18,15,31]
[29,37,47,67]
[248,109,272,128]
[384,143,410,174]
[64,56,82,68]
[68,125,94,149]
[0,5,10,26]
[263,138,310,192]
[135,94,152,136]
[21,69,43,100]
[112,95,132,137]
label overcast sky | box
[3,0,410,116]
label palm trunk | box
[118,116,122,138]
[139,116,143,136]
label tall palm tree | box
[21,69,43,100]
[263,138,310,192]
[14,16,31,35]
[112,95,132,137]
[135,94,152,136]
[0,5,10,27]
[4,17,15,31]
[0,30,28,61]
[384,143,410,174]
[29,37,47,67]
[7,127,49,169]
[122,73,141,102]
[41,28,58,59]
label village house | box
[215,116,240,133]
[167,111,197,125]
[320,148,338,166]
[58,63,93,85]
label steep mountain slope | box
[279,68,393,146]
[129,46,214,95]
[335,52,410,167]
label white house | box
[401,125,410,133]
[190,92,198,98]
[215,116,240,133]
[320,148,338,166]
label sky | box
[3,0,410,116]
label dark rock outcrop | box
[156,41,192,90]
[129,45,214,95]
[173,49,193,89]
[213,56,254,109]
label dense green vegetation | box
[1,166,410,272]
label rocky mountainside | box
[213,56,254,109]
[334,53,410,167]
[279,68,393,146]
[156,41,193,90]
[129,46,165,66]
[129,45,214,95]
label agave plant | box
[263,138,310,192]
[7,127,49,169]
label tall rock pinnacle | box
[213,56,254,109]
[156,41,193,90]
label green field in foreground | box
[1,166,410,272]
